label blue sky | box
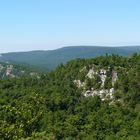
[0,0,140,53]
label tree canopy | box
[0,54,140,139]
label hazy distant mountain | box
[0,46,140,70]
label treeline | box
[0,54,140,139]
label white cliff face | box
[112,71,118,86]
[83,88,115,101]
[109,88,114,99]
[6,65,14,76]
[86,68,107,87]
[74,80,85,88]
[99,69,107,87]
[74,66,119,101]
[86,68,98,79]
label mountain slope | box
[0,46,140,70]
[0,54,140,139]
[0,61,40,79]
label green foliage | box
[0,54,140,139]
[104,77,112,89]
[1,46,140,70]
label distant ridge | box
[0,46,140,70]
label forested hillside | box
[0,61,40,79]
[0,54,140,139]
[1,46,140,70]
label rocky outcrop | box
[99,69,107,87]
[86,68,98,79]
[74,66,118,101]
[6,65,14,77]
[0,62,40,79]
[73,80,85,88]
[83,88,114,100]
[112,71,118,86]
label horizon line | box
[1,45,140,54]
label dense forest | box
[1,46,140,70]
[0,61,42,79]
[0,54,140,140]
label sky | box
[0,0,140,53]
